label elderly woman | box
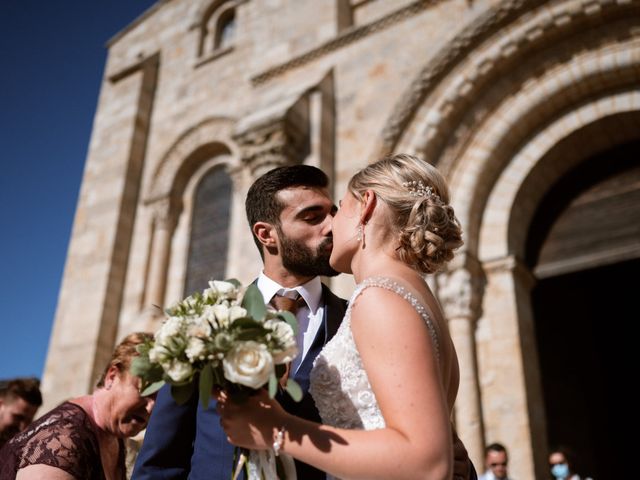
[0,332,156,480]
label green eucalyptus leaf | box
[229,317,264,330]
[242,284,267,319]
[225,278,242,288]
[130,356,151,377]
[285,379,303,402]
[268,373,278,399]
[235,328,269,341]
[199,364,214,409]
[141,380,165,397]
[171,382,195,405]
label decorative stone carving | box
[233,120,300,173]
[233,94,311,174]
[437,257,484,322]
[149,196,181,232]
[376,0,640,160]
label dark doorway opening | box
[532,259,634,480]
[527,141,639,480]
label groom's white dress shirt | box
[257,272,325,372]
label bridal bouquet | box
[132,279,301,479]
[132,278,302,408]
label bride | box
[217,153,468,480]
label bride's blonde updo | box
[348,153,463,274]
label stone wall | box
[43,1,640,478]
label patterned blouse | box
[0,401,125,479]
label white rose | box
[167,359,193,382]
[265,320,298,364]
[185,337,207,361]
[223,341,274,389]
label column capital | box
[233,92,311,176]
[234,119,307,175]
[437,253,485,321]
[483,254,536,291]
[148,196,181,231]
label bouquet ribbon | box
[232,449,297,480]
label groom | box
[133,165,347,480]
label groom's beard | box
[280,234,338,278]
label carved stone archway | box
[378,1,640,477]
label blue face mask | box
[551,463,570,479]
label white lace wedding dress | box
[309,277,440,479]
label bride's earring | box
[357,223,366,248]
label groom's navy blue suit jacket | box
[132,284,347,480]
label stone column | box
[224,164,263,281]
[437,254,485,468]
[478,255,547,480]
[144,197,180,328]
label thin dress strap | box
[348,276,440,361]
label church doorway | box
[527,141,639,480]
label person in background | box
[0,332,156,480]
[479,443,513,480]
[549,447,593,480]
[0,377,42,449]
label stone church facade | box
[42,1,639,478]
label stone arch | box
[141,117,241,325]
[378,0,640,162]
[480,102,640,265]
[441,38,640,479]
[448,38,640,255]
[146,116,239,204]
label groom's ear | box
[253,222,278,249]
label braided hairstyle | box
[348,153,463,274]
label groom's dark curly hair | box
[245,164,329,257]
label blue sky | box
[0,1,157,380]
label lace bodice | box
[309,277,440,433]
[0,401,125,480]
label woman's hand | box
[215,389,289,451]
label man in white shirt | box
[134,164,347,480]
[479,443,514,480]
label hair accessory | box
[402,180,439,200]
[273,427,286,456]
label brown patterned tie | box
[271,293,305,388]
[271,293,302,315]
